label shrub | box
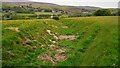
[52,16,59,20]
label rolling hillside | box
[2,16,118,66]
[2,2,98,14]
[2,2,59,6]
[1,0,31,2]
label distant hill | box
[77,6,100,9]
[2,2,100,8]
[1,0,31,2]
[2,2,60,6]
[2,2,101,15]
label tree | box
[118,9,120,16]
[94,9,112,16]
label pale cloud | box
[30,0,119,2]
[30,0,119,8]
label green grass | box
[17,13,35,16]
[35,12,61,15]
[2,16,118,66]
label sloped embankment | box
[2,16,118,66]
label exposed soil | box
[56,48,66,54]
[37,29,74,64]
[38,43,68,64]
[58,35,76,40]
[38,53,68,64]
[53,54,68,61]
[37,54,56,64]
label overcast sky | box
[30,0,119,8]
[1,0,120,8]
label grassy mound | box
[2,16,118,66]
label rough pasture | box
[2,16,118,66]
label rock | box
[41,44,45,47]
[49,44,56,48]
[58,35,76,40]
[23,39,32,45]
[5,27,20,32]
[53,35,59,40]
[52,41,56,44]
[51,25,58,28]
[49,39,56,44]
[62,26,68,28]
[32,46,37,50]
[8,51,15,57]
[46,30,52,35]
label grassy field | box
[17,13,35,16]
[35,12,61,15]
[17,12,61,16]
[2,16,118,66]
